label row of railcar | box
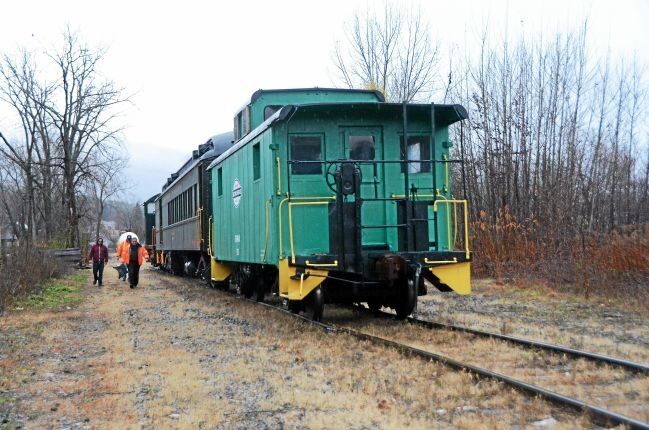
[145,88,472,320]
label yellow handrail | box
[433,194,452,250]
[278,195,335,260]
[424,257,457,264]
[389,193,469,258]
[263,199,270,262]
[288,200,332,264]
[433,199,470,259]
[278,197,289,259]
[276,156,282,196]
[207,215,213,256]
[305,260,339,267]
[453,195,458,247]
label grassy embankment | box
[19,272,87,311]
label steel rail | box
[233,295,649,429]
[356,306,649,374]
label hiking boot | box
[93,279,97,285]
[129,284,134,289]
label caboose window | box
[242,107,251,135]
[400,136,431,173]
[217,168,223,196]
[349,136,375,160]
[253,142,261,180]
[290,136,322,175]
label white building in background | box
[0,224,18,248]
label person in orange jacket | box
[123,236,148,289]
[115,234,131,281]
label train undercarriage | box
[153,250,211,280]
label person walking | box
[115,234,131,281]
[88,237,109,286]
[126,236,148,289]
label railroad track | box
[236,297,649,429]
[176,273,649,429]
[355,305,649,374]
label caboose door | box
[340,126,387,249]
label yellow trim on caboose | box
[429,261,471,295]
[278,258,328,301]
[210,259,232,282]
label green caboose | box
[208,88,471,320]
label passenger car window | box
[349,135,375,160]
[290,136,322,175]
[400,136,431,173]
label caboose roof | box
[237,87,385,112]
[207,102,468,171]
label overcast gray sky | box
[1,0,647,201]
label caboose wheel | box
[395,278,416,319]
[304,286,324,322]
[367,302,382,313]
[288,300,302,313]
[240,276,254,299]
[254,276,265,302]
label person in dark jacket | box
[127,237,148,289]
[88,237,109,286]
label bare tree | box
[0,51,50,249]
[89,152,128,239]
[0,29,129,248]
[112,200,144,236]
[43,29,128,247]
[333,3,440,102]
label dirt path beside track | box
[1,267,596,429]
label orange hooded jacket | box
[117,242,148,266]
[115,241,129,264]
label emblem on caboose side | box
[232,178,242,208]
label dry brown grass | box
[472,208,649,305]
[0,267,605,428]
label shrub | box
[0,246,70,314]
[471,208,649,303]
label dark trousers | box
[92,261,105,285]
[128,261,141,287]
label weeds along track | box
[329,305,649,429]
[363,306,649,374]
[203,284,649,429]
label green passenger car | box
[208,88,471,320]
